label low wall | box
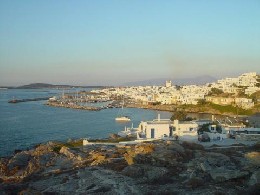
[236,134,260,141]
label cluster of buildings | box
[117,114,260,143]
[92,72,259,110]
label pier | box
[46,101,102,111]
[8,97,51,103]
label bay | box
[1,88,258,157]
[0,88,171,157]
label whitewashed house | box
[137,115,199,141]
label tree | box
[250,91,260,103]
[171,110,188,121]
[209,88,224,95]
[197,99,207,105]
[174,85,181,90]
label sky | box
[0,0,260,86]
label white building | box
[245,87,259,95]
[165,80,172,88]
[137,116,199,141]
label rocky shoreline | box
[0,137,259,194]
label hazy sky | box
[0,0,260,86]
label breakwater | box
[46,101,102,111]
[8,97,51,103]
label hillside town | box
[91,72,259,110]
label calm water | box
[0,89,171,157]
[1,89,258,157]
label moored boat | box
[115,116,131,122]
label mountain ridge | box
[15,83,107,89]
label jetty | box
[8,97,51,103]
[46,101,102,111]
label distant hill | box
[16,83,106,89]
[124,75,217,86]
[16,83,72,89]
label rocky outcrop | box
[1,140,260,194]
[26,167,141,194]
[122,164,169,183]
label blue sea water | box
[0,88,171,157]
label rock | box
[109,133,120,140]
[121,165,144,178]
[42,156,74,175]
[210,169,249,182]
[144,166,169,182]
[27,167,141,194]
[204,152,231,167]
[121,164,169,183]
[124,150,135,165]
[151,149,180,166]
[135,143,155,154]
[0,158,8,176]
[7,152,31,170]
[90,152,107,166]
[123,143,154,166]
[104,158,128,172]
[185,177,204,188]
[181,141,204,150]
[59,146,86,161]
[248,169,260,186]
[166,141,185,154]
[245,152,260,166]
[38,153,57,166]
[31,144,53,156]
[200,162,211,172]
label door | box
[169,127,175,137]
[151,128,155,138]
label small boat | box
[115,98,131,122]
[115,116,131,122]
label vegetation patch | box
[51,140,83,153]
[208,103,253,115]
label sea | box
[1,88,259,157]
[0,88,173,157]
